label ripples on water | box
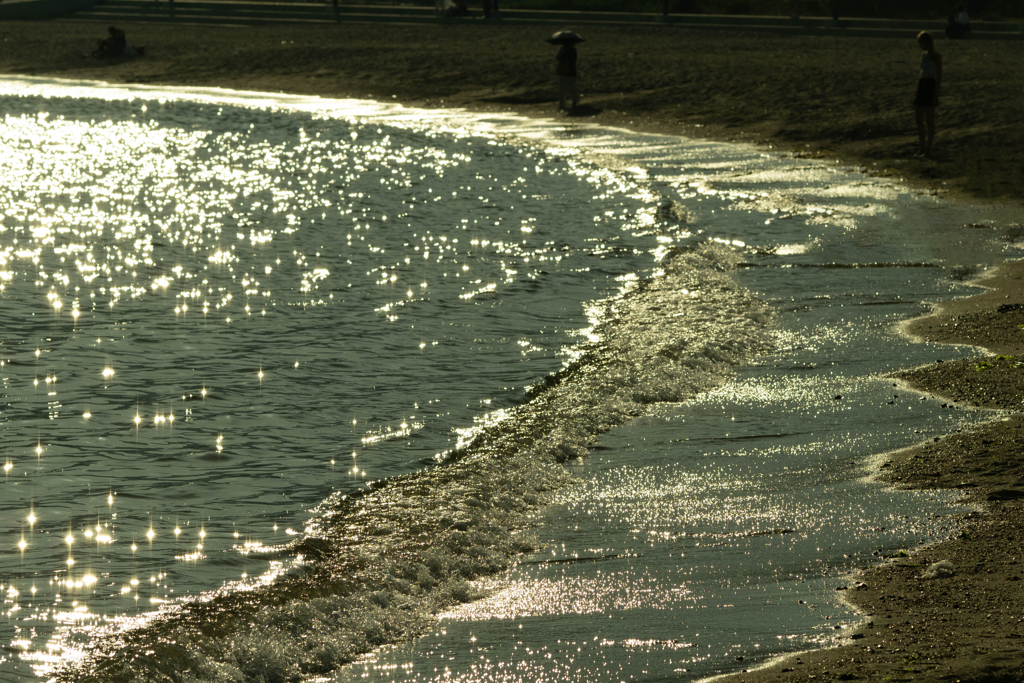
[0,80,676,678]
[0,78,1018,682]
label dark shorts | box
[914,78,938,107]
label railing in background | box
[33,0,1023,36]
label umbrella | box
[546,30,585,45]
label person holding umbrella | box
[548,30,583,111]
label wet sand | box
[718,263,1024,682]
[2,18,1024,682]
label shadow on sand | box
[565,103,603,117]
[484,91,552,105]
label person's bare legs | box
[915,107,927,153]
[915,105,935,155]
[924,107,935,153]
[558,76,578,111]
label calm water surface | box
[0,77,1019,681]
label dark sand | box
[3,19,1024,682]
[1,22,1023,204]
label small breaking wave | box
[54,242,775,683]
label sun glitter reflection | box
[0,79,696,681]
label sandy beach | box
[1,21,1023,204]
[3,18,1024,681]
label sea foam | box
[56,242,774,682]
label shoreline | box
[1,22,1023,206]
[715,262,1024,682]
[3,20,1024,681]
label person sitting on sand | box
[913,31,942,156]
[443,1,470,18]
[945,5,971,39]
[93,26,144,58]
[94,26,127,57]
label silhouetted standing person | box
[914,31,942,156]
[556,43,578,110]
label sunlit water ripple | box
[0,77,1019,682]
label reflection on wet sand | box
[0,77,1019,682]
